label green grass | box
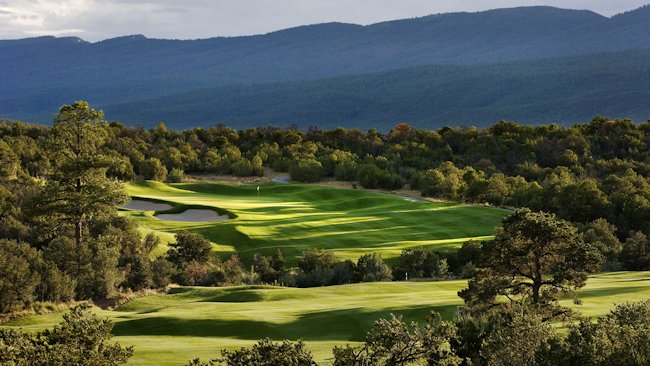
[5,272,650,365]
[122,181,506,264]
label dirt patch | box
[156,209,230,222]
[124,200,173,211]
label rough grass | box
[122,181,506,264]
[4,272,650,365]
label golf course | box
[4,272,650,365]
[121,181,508,263]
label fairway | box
[5,272,650,365]
[122,181,507,263]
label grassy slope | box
[5,272,650,365]
[122,181,506,264]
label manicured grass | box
[4,272,650,365]
[122,181,507,264]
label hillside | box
[100,49,650,130]
[0,5,648,127]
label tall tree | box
[37,101,128,275]
[459,209,602,319]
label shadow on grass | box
[577,285,650,299]
[111,304,460,341]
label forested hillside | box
[0,5,648,127]
[101,49,650,130]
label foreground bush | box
[187,339,315,366]
[0,303,133,365]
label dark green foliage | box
[298,249,339,274]
[392,248,449,280]
[355,254,392,282]
[478,310,561,366]
[0,304,133,365]
[187,339,315,366]
[581,218,623,271]
[289,159,323,183]
[0,240,41,313]
[620,231,650,270]
[168,231,213,266]
[333,313,461,366]
[459,209,602,318]
[561,300,650,366]
[151,257,175,289]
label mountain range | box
[1,5,648,129]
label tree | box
[298,249,339,274]
[479,310,560,366]
[459,209,602,318]
[356,253,392,282]
[0,240,41,312]
[37,101,128,277]
[166,168,185,183]
[0,304,133,365]
[333,313,461,366]
[0,139,20,178]
[620,231,650,270]
[289,159,323,182]
[168,231,213,266]
[140,157,168,181]
[152,257,176,289]
[581,218,623,270]
[561,300,650,366]
[187,339,316,366]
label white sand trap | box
[124,199,173,211]
[156,209,230,222]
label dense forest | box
[100,49,650,130]
[1,102,650,364]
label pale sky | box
[0,0,647,42]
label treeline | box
[158,232,464,289]
[2,115,648,239]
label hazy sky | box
[0,0,647,42]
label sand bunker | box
[156,209,230,222]
[124,200,173,211]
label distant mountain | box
[94,49,650,130]
[0,5,648,127]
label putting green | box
[5,272,650,365]
[122,181,507,263]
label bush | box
[152,257,175,289]
[139,157,167,181]
[356,253,391,282]
[0,304,133,365]
[0,240,41,312]
[289,159,323,182]
[166,168,185,183]
[298,249,339,274]
[187,338,315,366]
[168,231,213,266]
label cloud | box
[0,0,647,41]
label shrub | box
[356,253,391,282]
[166,168,185,183]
